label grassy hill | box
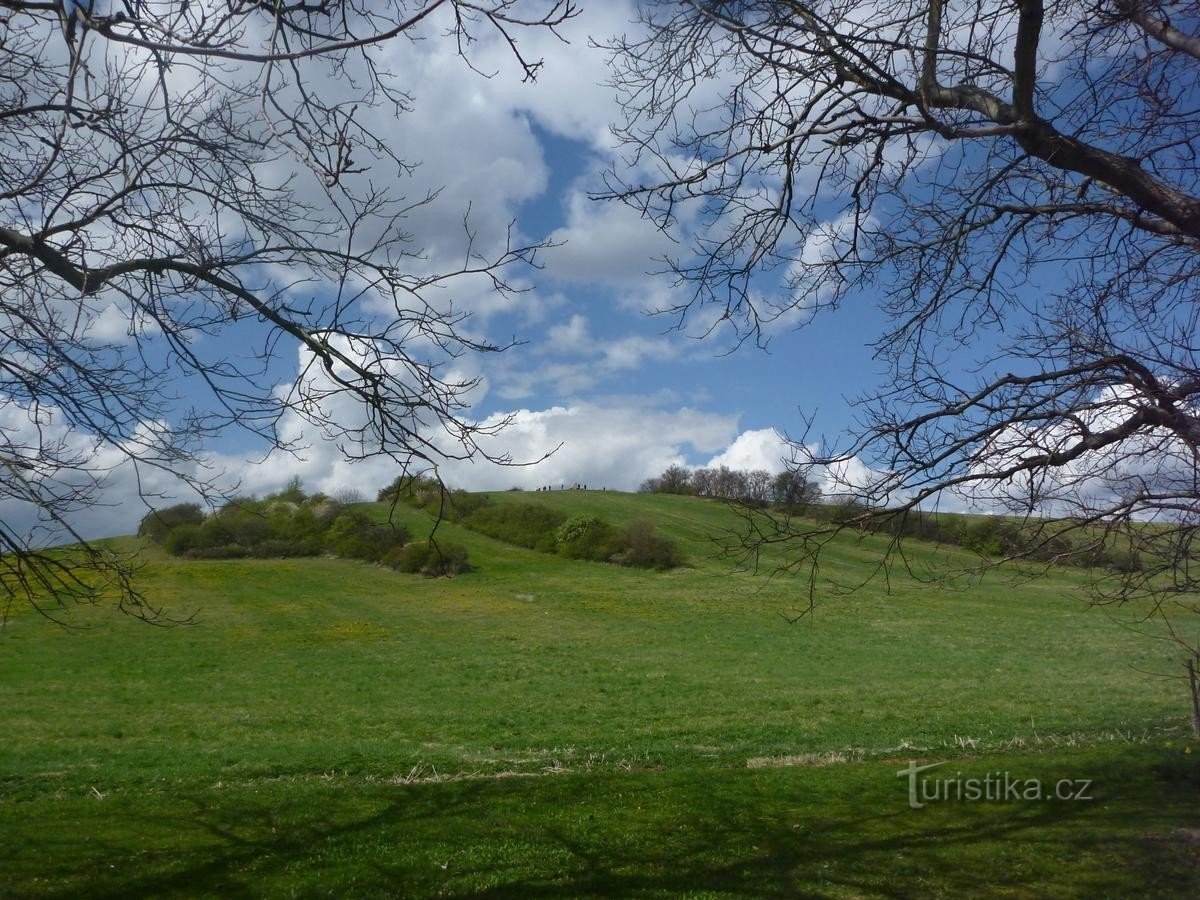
[2,491,1198,896]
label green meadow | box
[2,491,1198,897]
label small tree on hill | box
[744,470,774,506]
[658,464,695,495]
[773,471,822,510]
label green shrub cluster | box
[637,463,1148,572]
[378,473,684,570]
[464,502,566,552]
[141,481,467,575]
[137,503,204,543]
[460,504,682,570]
[554,515,621,561]
[324,509,401,561]
[378,475,491,521]
[611,517,683,570]
[383,540,471,576]
[377,474,442,507]
[843,508,1147,572]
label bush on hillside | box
[1023,532,1076,564]
[137,503,204,543]
[377,473,441,506]
[463,502,566,552]
[325,510,405,561]
[309,498,344,528]
[162,523,204,556]
[387,540,471,576]
[445,499,683,570]
[555,514,622,562]
[444,489,490,521]
[275,476,307,504]
[208,504,274,547]
[611,518,683,570]
[150,480,407,562]
[1106,547,1144,573]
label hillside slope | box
[1,491,1196,896]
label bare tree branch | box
[0,0,576,621]
[601,0,1200,658]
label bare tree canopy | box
[1,0,575,620]
[602,3,1200,613]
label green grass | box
[2,491,1198,896]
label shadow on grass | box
[7,747,1199,898]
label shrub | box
[162,523,204,556]
[325,510,402,561]
[272,504,319,544]
[194,515,233,547]
[308,498,344,528]
[444,489,490,521]
[138,503,204,543]
[377,475,405,503]
[154,486,410,562]
[272,476,307,505]
[463,502,566,552]
[960,518,1024,558]
[1024,533,1075,564]
[823,500,872,525]
[378,544,409,569]
[611,518,682,570]
[1107,547,1144,573]
[211,506,274,547]
[555,514,622,562]
[377,473,440,505]
[388,540,471,576]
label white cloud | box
[545,313,591,353]
[0,399,212,546]
[1,329,778,540]
[956,384,1198,518]
[469,1,640,150]
[704,428,790,473]
[543,188,682,288]
[439,402,737,491]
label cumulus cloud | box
[545,313,591,353]
[225,342,738,496]
[440,402,737,491]
[704,428,790,473]
[697,428,891,505]
[543,189,681,288]
[0,331,781,540]
[469,1,639,149]
[954,384,1199,519]
[0,399,211,545]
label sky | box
[2,1,1059,540]
[277,3,892,486]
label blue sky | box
[191,3,907,497]
[510,121,891,442]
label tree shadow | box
[13,748,1200,898]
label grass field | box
[2,491,1198,897]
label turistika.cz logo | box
[897,761,1094,810]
